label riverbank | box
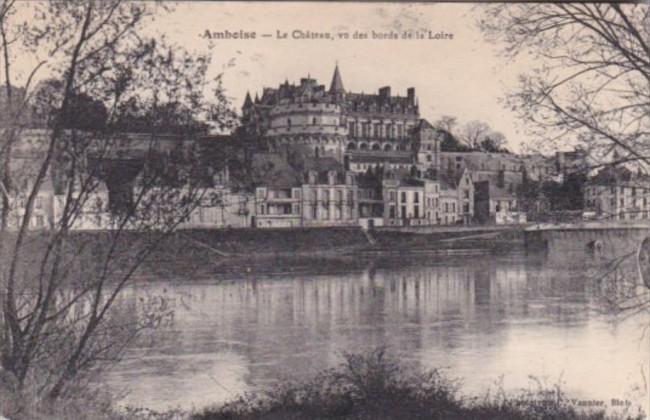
[149,225,525,259]
[138,226,525,279]
[3,349,641,420]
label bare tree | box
[481,130,507,153]
[458,120,490,150]
[0,0,235,401]
[433,115,458,135]
[478,3,650,314]
[479,3,650,165]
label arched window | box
[372,143,381,151]
[383,144,392,151]
[347,142,357,151]
[312,117,317,125]
[359,143,369,150]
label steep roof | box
[590,165,650,186]
[329,64,345,94]
[302,156,342,173]
[415,118,436,131]
[243,91,253,108]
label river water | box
[104,253,649,415]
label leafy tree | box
[31,79,108,131]
[0,0,235,401]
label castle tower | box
[242,91,253,110]
[329,64,345,94]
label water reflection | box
[106,255,648,414]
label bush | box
[0,382,186,420]
[192,348,637,420]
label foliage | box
[434,116,510,153]
[0,0,235,402]
[191,348,632,420]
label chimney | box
[407,87,415,105]
[328,170,336,185]
[308,170,317,185]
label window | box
[35,196,43,209]
[287,118,292,130]
[389,191,396,201]
[401,192,407,202]
[389,205,396,218]
[35,215,44,227]
[414,192,419,203]
[349,122,356,136]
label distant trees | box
[433,116,509,153]
[0,0,235,403]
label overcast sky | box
[144,2,543,152]
[10,2,543,152]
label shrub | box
[192,348,643,420]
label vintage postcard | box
[0,2,648,419]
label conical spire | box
[243,91,253,108]
[329,63,344,94]
[254,92,260,104]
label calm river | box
[105,253,649,414]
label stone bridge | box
[524,222,650,259]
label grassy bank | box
[2,349,643,420]
[191,349,641,420]
[146,226,525,263]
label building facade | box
[584,166,650,221]
[241,65,442,173]
[474,180,525,225]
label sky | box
[9,2,540,153]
